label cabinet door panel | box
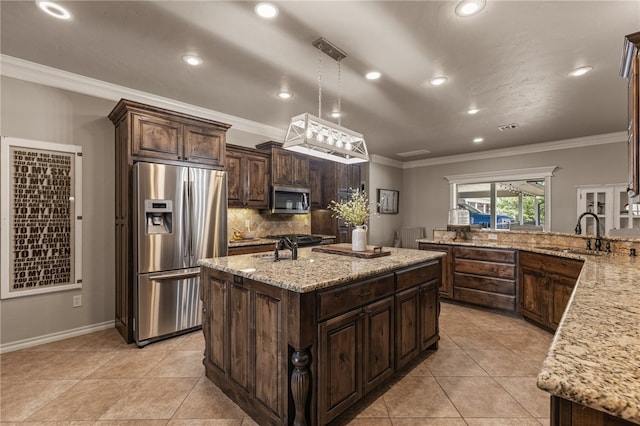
[293,155,309,187]
[183,124,224,166]
[454,258,516,280]
[230,284,251,391]
[204,275,227,373]
[132,113,181,160]
[519,267,547,325]
[226,152,243,206]
[272,150,292,185]
[420,282,439,350]
[245,154,269,208]
[549,275,575,329]
[395,287,419,369]
[363,297,394,394]
[254,292,282,416]
[319,310,362,425]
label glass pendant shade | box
[283,113,369,164]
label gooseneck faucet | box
[274,236,298,261]
[575,212,602,251]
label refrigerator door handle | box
[183,180,190,260]
[148,270,200,281]
[189,180,194,260]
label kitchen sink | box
[252,253,306,261]
[537,246,606,256]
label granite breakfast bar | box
[198,245,444,426]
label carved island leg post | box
[287,291,317,426]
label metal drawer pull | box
[358,290,372,297]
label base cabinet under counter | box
[551,396,637,426]
[518,251,583,331]
[200,257,441,426]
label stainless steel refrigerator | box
[133,162,227,346]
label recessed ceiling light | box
[255,2,278,18]
[182,55,203,66]
[473,137,484,143]
[277,91,293,100]
[429,76,448,86]
[467,107,480,115]
[455,0,486,17]
[36,1,72,19]
[365,71,381,80]
[330,111,342,118]
[568,66,593,77]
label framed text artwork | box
[377,189,399,214]
[1,137,83,299]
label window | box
[445,167,556,231]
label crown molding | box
[402,131,627,169]
[0,54,286,140]
[369,154,403,168]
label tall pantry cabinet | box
[109,99,230,343]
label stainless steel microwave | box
[270,186,310,214]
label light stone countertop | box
[198,245,444,293]
[417,237,640,424]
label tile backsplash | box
[228,208,310,240]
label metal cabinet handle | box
[358,290,372,297]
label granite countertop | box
[198,245,444,293]
[417,237,640,424]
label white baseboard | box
[0,321,116,354]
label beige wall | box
[367,161,403,246]
[400,141,628,237]
[1,76,116,346]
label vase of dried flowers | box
[328,189,371,252]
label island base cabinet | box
[318,296,394,425]
[551,396,637,426]
[201,271,288,425]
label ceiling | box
[1,1,639,161]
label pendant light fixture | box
[283,37,369,164]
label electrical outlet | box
[73,295,82,307]
[304,218,308,226]
[487,233,498,240]
[245,219,251,228]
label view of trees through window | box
[457,180,545,229]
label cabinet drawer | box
[454,258,516,280]
[319,274,395,320]
[453,246,516,263]
[396,261,440,291]
[520,251,583,279]
[453,272,515,295]
[454,287,516,311]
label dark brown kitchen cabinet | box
[518,251,583,331]
[317,273,396,424]
[395,262,440,369]
[418,243,453,299]
[201,271,287,424]
[226,144,269,209]
[551,396,637,426]
[256,141,309,188]
[621,32,640,197]
[452,246,517,312]
[318,296,394,424]
[121,101,227,167]
[108,99,230,343]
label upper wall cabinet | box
[256,141,309,188]
[109,99,230,168]
[622,32,640,197]
[226,144,270,209]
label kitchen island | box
[198,245,444,426]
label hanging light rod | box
[311,37,347,62]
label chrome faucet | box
[575,212,602,251]
[274,236,298,261]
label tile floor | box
[0,302,554,425]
